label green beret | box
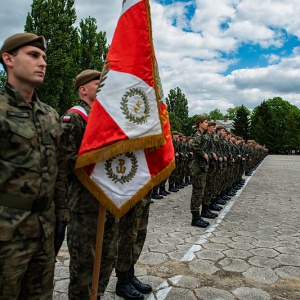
[172,131,179,135]
[194,115,207,127]
[74,69,101,90]
[216,125,225,131]
[0,33,46,62]
[207,121,216,127]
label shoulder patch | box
[62,115,71,122]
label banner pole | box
[90,204,106,300]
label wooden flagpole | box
[90,204,106,300]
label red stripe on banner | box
[107,0,154,88]
[145,103,174,176]
[78,99,128,156]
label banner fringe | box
[75,158,175,219]
[75,134,165,169]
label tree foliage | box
[77,17,109,71]
[207,108,224,120]
[24,0,109,115]
[251,97,300,153]
[166,87,189,133]
[232,105,250,141]
[224,106,251,120]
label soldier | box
[202,121,221,219]
[61,70,118,300]
[168,131,180,192]
[0,33,69,299]
[189,115,210,228]
[115,193,152,300]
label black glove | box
[54,220,68,256]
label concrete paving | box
[54,155,300,300]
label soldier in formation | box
[61,70,118,300]
[0,33,69,299]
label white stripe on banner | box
[121,0,142,15]
[90,150,151,208]
[96,70,161,138]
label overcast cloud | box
[1,0,300,115]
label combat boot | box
[159,187,168,196]
[116,269,144,300]
[128,265,152,294]
[151,189,163,200]
[201,204,218,219]
[191,212,209,228]
[160,186,170,195]
[168,183,179,192]
[215,195,226,205]
[209,198,222,211]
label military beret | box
[194,115,207,127]
[0,33,46,62]
[247,140,254,143]
[172,131,179,135]
[216,125,225,130]
[74,69,101,90]
[207,121,216,127]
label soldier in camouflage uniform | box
[202,121,222,219]
[168,131,180,192]
[189,115,210,228]
[115,193,152,300]
[0,33,69,300]
[61,70,118,300]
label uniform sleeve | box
[190,133,206,158]
[61,112,85,175]
[53,114,70,222]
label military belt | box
[0,192,52,212]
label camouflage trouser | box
[190,172,207,213]
[0,232,55,300]
[203,167,215,205]
[67,210,118,299]
[116,194,151,272]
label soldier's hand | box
[54,220,68,256]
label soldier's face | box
[6,45,47,87]
[83,79,100,102]
[199,120,208,131]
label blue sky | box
[1,0,300,115]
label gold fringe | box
[75,134,165,169]
[75,158,175,219]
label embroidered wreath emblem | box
[121,88,150,124]
[105,152,138,184]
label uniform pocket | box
[0,119,35,165]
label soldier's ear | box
[2,53,13,67]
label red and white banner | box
[75,0,175,218]
[76,103,175,219]
[75,0,164,166]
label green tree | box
[224,106,251,120]
[166,87,189,133]
[232,105,250,140]
[77,17,109,71]
[207,108,223,120]
[251,101,275,150]
[251,97,300,153]
[0,70,7,88]
[25,0,79,115]
[282,109,300,151]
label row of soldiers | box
[152,119,268,229]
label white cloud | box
[1,0,300,115]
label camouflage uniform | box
[0,82,69,300]
[61,100,118,299]
[116,193,151,271]
[189,129,209,214]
